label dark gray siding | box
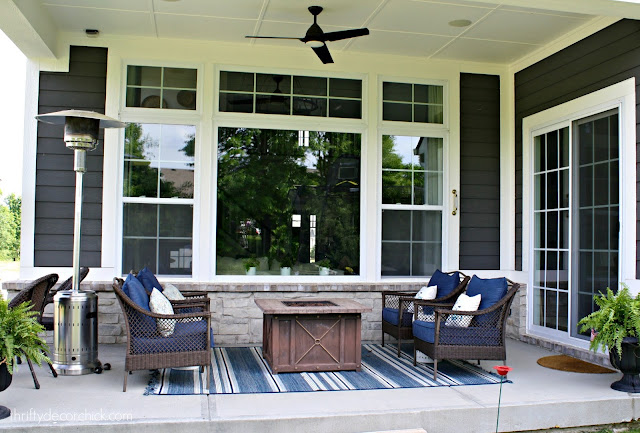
[515,19,640,275]
[35,46,107,267]
[459,73,501,269]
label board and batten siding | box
[34,46,108,267]
[514,19,640,276]
[459,73,501,269]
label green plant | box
[316,259,331,268]
[280,255,295,268]
[0,299,50,374]
[578,284,640,359]
[243,256,260,271]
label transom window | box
[219,71,362,119]
[382,81,444,124]
[126,66,197,110]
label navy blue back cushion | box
[427,270,460,298]
[466,275,508,310]
[123,273,150,312]
[137,267,163,293]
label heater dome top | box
[35,110,125,129]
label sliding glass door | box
[531,109,619,340]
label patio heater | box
[35,110,125,375]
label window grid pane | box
[126,65,197,110]
[382,81,444,125]
[219,71,362,119]
[533,127,570,330]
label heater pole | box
[71,149,86,293]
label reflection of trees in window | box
[124,123,195,198]
[216,128,361,275]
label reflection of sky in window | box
[391,136,419,167]
[136,124,195,169]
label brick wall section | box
[5,280,525,346]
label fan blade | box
[322,28,369,42]
[312,44,333,64]
[245,36,303,41]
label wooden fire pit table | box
[254,298,372,374]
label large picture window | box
[381,135,443,276]
[122,123,196,275]
[216,127,361,276]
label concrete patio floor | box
[0,338,637,433]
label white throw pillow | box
[445,293,481,327]
[162,283,186,301]
[415,285,438,300]
[149,288,176,337]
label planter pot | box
[245,267,257,276]
[319,267,330,276]
[280,267,291,276]
[0,361,11,419]
[609,337,640,393]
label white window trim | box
[522,77,636,349]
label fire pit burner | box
[282,300,337,307]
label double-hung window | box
[121,65,199,277]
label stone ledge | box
[2,280,445,293]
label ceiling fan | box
[245,6,369,64]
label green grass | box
[0,259,20,281]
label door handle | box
[452,189,458,216]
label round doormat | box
[537,355,616,374]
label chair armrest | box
[382,291,418,309]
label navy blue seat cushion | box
[382,307,413,327]
[131,320,214,354]
[413,320,501,346]
[465,275,508,311]
[428,270,460,298]
[137,267,163,293]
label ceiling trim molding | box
[509,16,619,74]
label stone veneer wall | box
[5,280,527,346]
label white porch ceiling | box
[2,0,640,64]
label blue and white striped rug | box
[145,343,507,395]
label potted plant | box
[280,255,295,276]
[243,256,260,275]
[0,298,51,419]
[578,284,640,392]
[316,259,331,276]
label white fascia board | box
[463,0,640,19]
[0,0,57,59]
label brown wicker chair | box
[40,267,90,331]
[112,277,212,392]
[413,279,520,380]
[382,271,470,357]
[8,273,59,389]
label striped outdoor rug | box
[145,343,507,395]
